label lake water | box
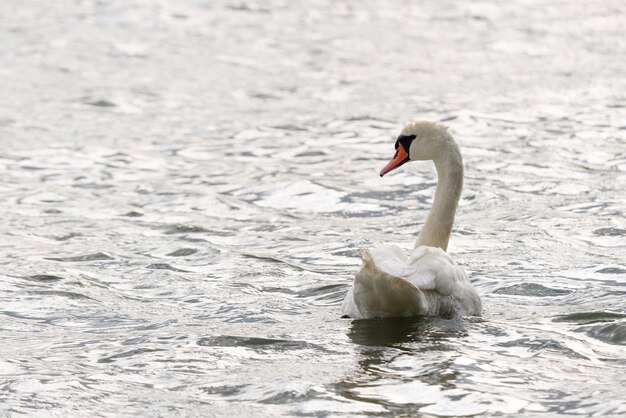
[1,0,625,416]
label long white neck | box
[415,142,463,251]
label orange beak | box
[380,145,409,177]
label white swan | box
[342,121,482,319]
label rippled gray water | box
[2,0,626,416]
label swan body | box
[342,121,482,319]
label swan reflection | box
[334,317,469,410]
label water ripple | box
[1,0,625,416]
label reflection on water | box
[346,317,470,348]
[339,318,481,415]
[347,317,433,347]
[1,0,626,416]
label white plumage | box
[341,121,482,319]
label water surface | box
[1,0,625,416]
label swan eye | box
[396,135,417,152]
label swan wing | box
[406,246,481,314]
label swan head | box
[380,121,453,177]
